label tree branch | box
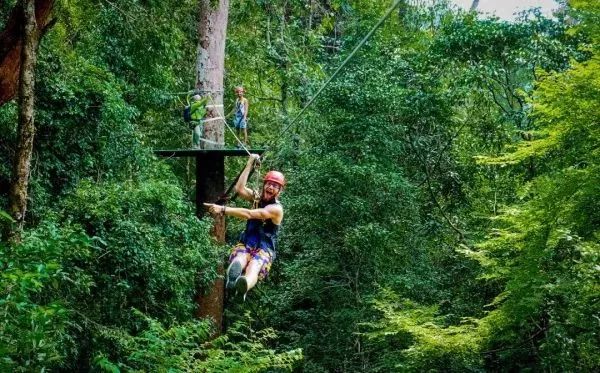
[406,130,466,241]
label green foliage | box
[477,53,600,166]
[92,311,302,372]
[0,222,93,371]
[465,38,600,368]
[2,0,599,371]
[261,20,451,369]
[0,0,200,217]
[60,173,221,325]
[366,294,484,372]
[192,319,302,372]
[0,175,222,370]
[468,169,600,370]
[34,50,143,180]
[263,2,598,371]
[405,2,600,371]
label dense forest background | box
[1,0,598,371]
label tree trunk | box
[195,0,229,335]
[196,0,229,150]
[0,0,54,107]
[7,0,39,243]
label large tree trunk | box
[7,0,39,242]
[0,0,54,107]
[196,0,229,150]
[195,0,229,336]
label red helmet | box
[264,170,285,187]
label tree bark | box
[195,0,229,335]
[7,0,39,242]
[0,0,54,107]
[196,0,229,150]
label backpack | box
[183,106,192,122]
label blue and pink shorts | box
[229,243,273,280]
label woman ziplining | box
[204,153,285,300]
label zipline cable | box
[260,0,404,161]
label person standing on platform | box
[232,86,249,147]
[186,93,208,148]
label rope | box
[260,0,404,163]
[254,161,262,207]
[164,89,225,96]
[197,137,223,146]
[215,166,256,205]
[206,95,252,156]
[202,117,225,123]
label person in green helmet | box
[187,93,208,148]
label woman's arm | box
[204,203,283,224]
[235,154,260,202]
